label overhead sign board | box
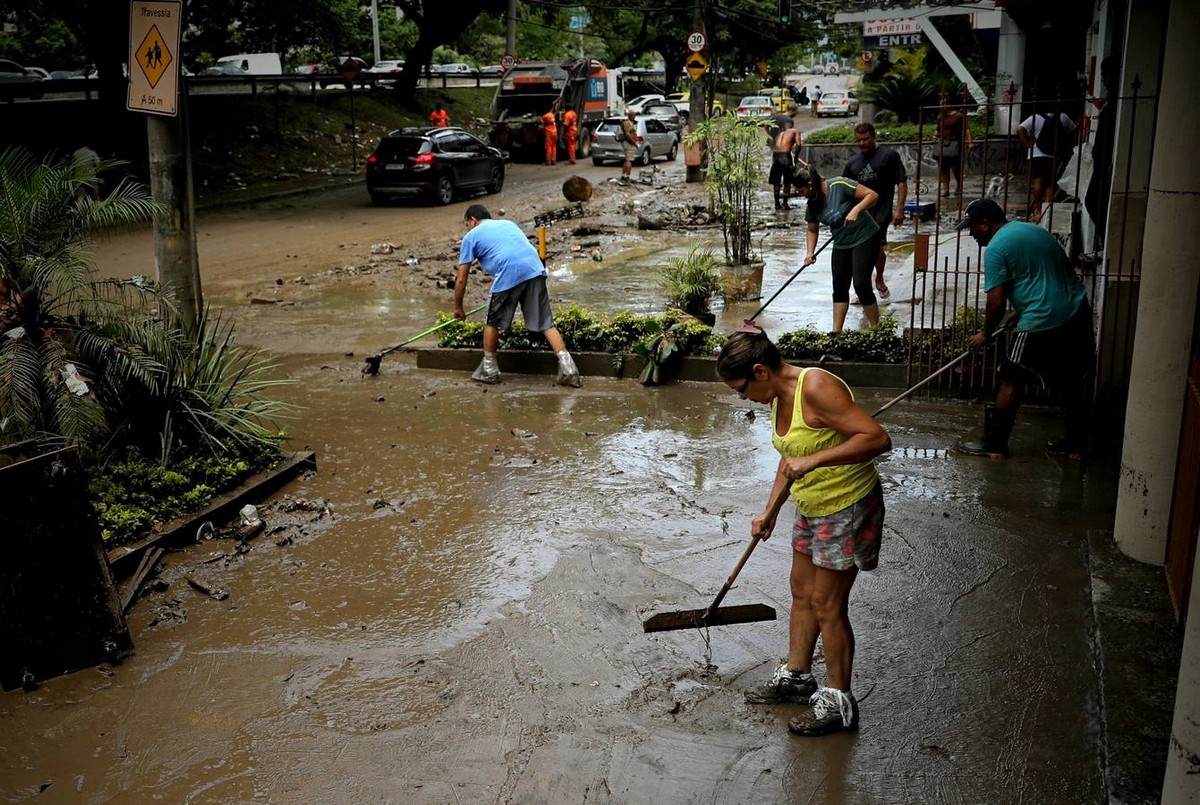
[685,53,708,82]
[862,18,921,36]
[864,34,923,47]
[128,0,182,117]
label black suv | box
[365,127,505,206]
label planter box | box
[105,450,317,578]
[722,260,765,302]
[416,348,907,388]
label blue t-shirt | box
[804,176,879,249]
[458,219,546,293]
[983,221,1086,332]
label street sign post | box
[128,0,182,116]
[687,31,706,53]
[500,53,516,71]
[685,53,708,82]
[862,50,874,64]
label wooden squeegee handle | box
[704,481,794,618]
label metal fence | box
[891,87,1155,443]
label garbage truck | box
[488,58,613,162]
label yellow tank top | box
[771,368,880,516]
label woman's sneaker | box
[744,664,817,704]
[787,687,859,735]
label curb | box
[415,348,908,388]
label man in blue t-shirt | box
[454,204,581,386]
[955,199,1095,459]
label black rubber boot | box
[957,404,1014,458]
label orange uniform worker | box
[562,108,579,164]
[540,108,558,165]
[430,104,449,127]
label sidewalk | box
[0,355,1176,802]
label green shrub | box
[776,313,908,363]
[89,439,283,545]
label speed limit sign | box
[687,31,706,53]
[500,53,516,70]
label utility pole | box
[506,0,517,54]
[371,0,381,64]
[686,0,707,183]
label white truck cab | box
[216,53,282,75]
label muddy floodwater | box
[0,154,1121,802]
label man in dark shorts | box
[955,199,1095,458]
[769,117,802,210]
[454,204,582,386]
[844,122,907,301]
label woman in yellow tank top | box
[716,325,891,736]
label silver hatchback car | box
[590,116,679,166]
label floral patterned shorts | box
[791,482,885,571]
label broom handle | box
[379,303,486,357]
[704,481,794,617]
[870,325,1007,418]
[748,236,834,322]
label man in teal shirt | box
[955,199,1094,458]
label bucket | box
[722,260,764,302]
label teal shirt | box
[805,176,879,249]
[983,222,1086,332]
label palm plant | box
[859,47,943,123]
[0,147,292,461]
[659,245,724,321]
[0,147,166,448]
[684,116,764,266]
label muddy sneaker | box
[472,354,501,384]
[744,664,817,704]
[556,351,582,388]
[788,687,859,736]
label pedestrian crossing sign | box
[128,1,182,116]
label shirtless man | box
[769,117,802,210]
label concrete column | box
[993,11,1024,135]
[1113,0,1200,565]
[1164,520,1200,796]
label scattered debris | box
[370,243,396,254]
[186,575,230,601]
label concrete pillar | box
[1113,0,1200,566]
[993,11,1024,135]
[1164,520,1200,797]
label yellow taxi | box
[761,87,797,114]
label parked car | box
[477,64,505,76]
[664,91,725,123]
[364,60,404,83]
[590,116,678,166]
[365,60,404,75]
[429,62,473,75]
[814,90,860,118]
[0,59,45,99]
[202,62,248,76]
[365,126,504,206]
[735,95,775,123]
[639,100,682,132]
[622,93,665,114]
[761,87,797,114]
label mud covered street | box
[0,111,1128,803]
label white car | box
[814,91,860,118]
[365,60,404,75]
[430,63,473,75]
[622,93,665,114]
[735,95,775,123]
[590,116,678,166]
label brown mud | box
[0,103,1119,802]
